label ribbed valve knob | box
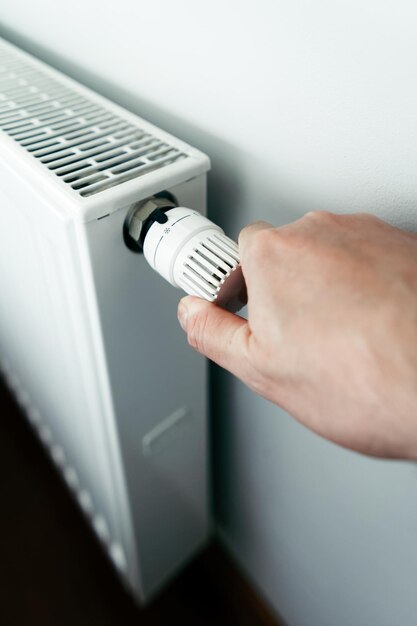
[142,207,247,313]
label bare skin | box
[177,211,417,460]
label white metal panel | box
[0,170,140,589]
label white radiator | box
[0,36,210,601]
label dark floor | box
[0,378,272,626]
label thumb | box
[178,296,251,378]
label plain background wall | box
[1,2,417,624]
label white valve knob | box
[141,206,247,313]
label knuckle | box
[351,211,380,224]
[239,221,258,240]
[304,210,339,224]
[245,228,276,260]
[239,220,270,240]
[305,210,380,228]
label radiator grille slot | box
[0,44,187,197]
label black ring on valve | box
[139,207,169,248]
[123,191,177,253]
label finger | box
[238,220,273,254]
[178,296,252,379]
[236,221,275,295]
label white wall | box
[1,1,417,624]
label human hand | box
[177,211,417,460]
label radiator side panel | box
[0,161,139,591]
[84,175,209,598]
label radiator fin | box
[0,44,186,197]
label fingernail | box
[177,301,188,331]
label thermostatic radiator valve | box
[126,196,247,313]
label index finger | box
[238,220,273,254]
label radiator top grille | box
[0,45,187,197]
